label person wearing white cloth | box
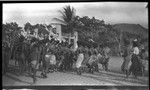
[76,53,84,68]
[50,54,56,65]
[76,49,84,75]
[45,51,56,73]
[133,46,140,55]
[129,39,142,78]
[49,52,56,72]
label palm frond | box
[52,18,67,25]
[60,5,76,23]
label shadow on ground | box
[64,71,148,85]
[4,74,33,85]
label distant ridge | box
[113,23,148,38]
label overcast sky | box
[3,2,148,29]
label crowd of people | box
[2,34,148,83]
[39,37,111,75]
[121,39,148,78]
[2,35,111,83]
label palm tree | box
[53,5,77,33]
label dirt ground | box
[107,56,149,76]
[2,56,149,87]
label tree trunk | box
[115,37,122,57]
[118,43,122,57]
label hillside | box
[113,23,148,38]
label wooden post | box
[73,31,78,51]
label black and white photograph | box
[2,2,149,89]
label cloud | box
[76,2,148,28]
[3,2,148,28]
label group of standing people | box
[40,40,111,76]
[121,39,148,78]
[2,34,114,84]
[75,45,111,75]
[3,34,148,84]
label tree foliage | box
[3,22,22,45]
[24,22,50,36]
[3,6,147,56]
[56,5,81,33]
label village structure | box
[21,18,78,51]
[3,3,148,88]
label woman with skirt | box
[121,41,133,78]
[76,49,84,75]
[129,39,142,78]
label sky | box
[3,2,148,29]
